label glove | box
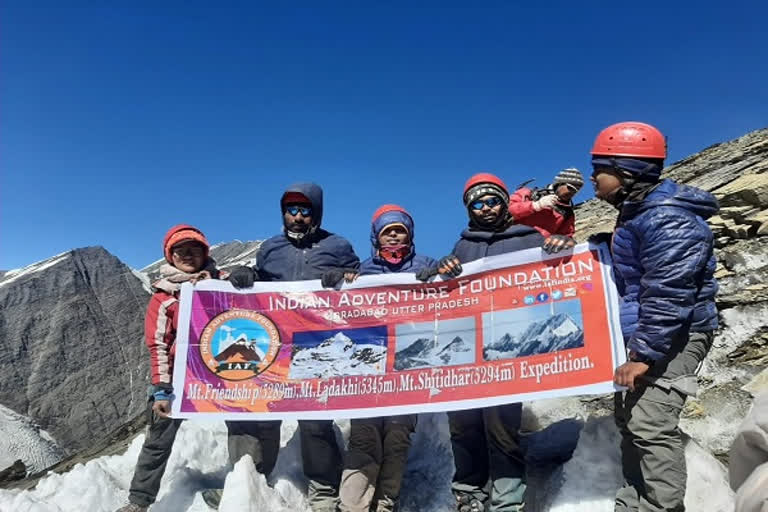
[588,232,613,246]
[533,194,558,212]
[321,268,358,288]
[228,266,256,289]
[437,255,463,278]
[415,267,438,282]
[542,235,576,254]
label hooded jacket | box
[611,179,719,360]
[359,207,437,275]
[256,182,360,282]
[509,186,575,237]
[452,224,544,264]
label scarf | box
[152,259,219,294]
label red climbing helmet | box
[591,122,667,159]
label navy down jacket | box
[452,224,544,264]
[256,183,360,282]
[612,179,719,361]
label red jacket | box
[508,187,575,238]
[145,290,179,386]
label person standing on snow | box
[116,225,275,512]
[338,204,457,512]
[589,122,719,512]
[508,167,584,252]
[227,182,360,512]
[418,173,544,512]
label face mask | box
[379,244,411,264]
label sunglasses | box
[285,205,312,216]
[470,196,503,210]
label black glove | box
[321,268,359,288]
[321,269,345,288]
[587,232,613,246]
[415,267,439,282]
[228,266,256,289]
[438,255,463,278]
[542,235,576,254]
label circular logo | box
[199,309,282,381]
[536,292,549,303]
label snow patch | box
[0,253,70,289]
[0,414,734,511]
[0,404,65,474]
[130,269,152,294]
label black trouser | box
[298,419,343,512]
[127,400,280,507]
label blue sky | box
[2,3,766,270]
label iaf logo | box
[199,309,282,381]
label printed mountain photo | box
[394,317,476,371]
[483,299,585,360]
[289,327,387,379]
[216,333,262,364]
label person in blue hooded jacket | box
[228,182,360,512]
[425,173,544,512]
[339,204,456,512]
[590,122,718,512]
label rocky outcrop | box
[0,247,150,458]
[570,127,768,460]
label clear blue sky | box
[2,3,766,270]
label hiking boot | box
[202,488,223,510]
[456,493,486,512]
[115,504,148,512]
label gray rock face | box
[0,246,150,457]
[567,126,768,460]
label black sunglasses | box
[470,196,503,210]
[285,205,312,216]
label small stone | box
[742,368,768,396]
[682,400,706,418]
[714,173,768,208]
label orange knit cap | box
[163,224,210,263]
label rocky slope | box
[0,247,150,462]
[567,126,768,460]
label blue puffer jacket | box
[360,253,437,276]
[256,183,360,282]
[612,179,719,361]
[452,224,544,264]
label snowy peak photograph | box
[394,317,476,371]
[215,333,262,364]
[289,327,387,379]
[483,300,585,360]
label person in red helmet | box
[116,225,278,512]
[422,173,543,512]
[509,167,585,251]
[590,122,719,512]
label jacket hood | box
[281,182,324,226]
[621,179,719,220]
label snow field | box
[0,413,734,512]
